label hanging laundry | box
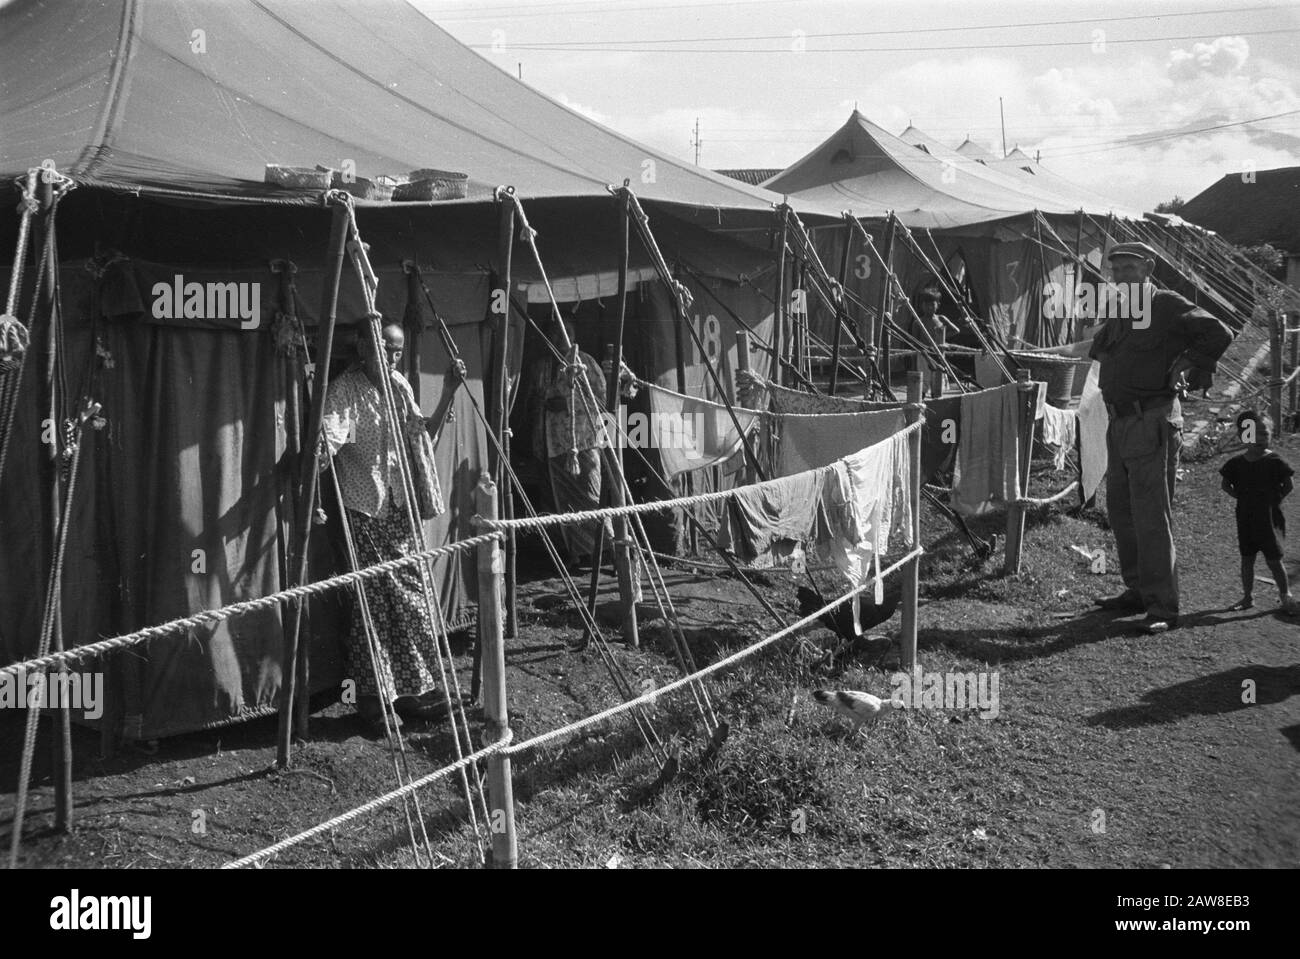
[776,408,907,475]
[1076,361,1109,501]
[717,468,825,566]
[645,382,762,480]
[951,383,1024,516]
[816,428,916,633]
[766,382,894,415]
[1039,402,1078,471]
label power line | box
[1037,108,1300,158]
[464,5,1290,45]
[471,26,1300,53]
[430,0,810,21]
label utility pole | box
[692,117,702,165]
[517,62,522,80]
[999,97,1007,158]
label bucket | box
[1012,352,1081,408]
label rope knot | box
[0,314,30,370]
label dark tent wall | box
[0,186,786,738]
[0,196,503,740]
[799,213,1110,356]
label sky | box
[423,0,1300,211]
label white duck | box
[812,689,905,735]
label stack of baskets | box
[263,165,468,202]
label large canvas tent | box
[760,111,1129,349]
[0,0,814,740]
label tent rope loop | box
[0,315,29,372]
[4,170,38,321]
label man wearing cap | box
[1090,242,1233,633]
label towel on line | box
[646,382,763,480]
[1076,361,1109,501]
[775,408,907,475]
[1040,402,1078,471]
[951,382,1023,516]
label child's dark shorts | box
[1237,514,1284,560]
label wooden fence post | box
[1288,311,1298,432]
[1003,369,1034,575]
[735,330,757,485]
[1270,306,1284,435]
[475,474,517,869]
[900,371,923,671]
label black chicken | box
[798,580,902,638]
[797,581,901,667]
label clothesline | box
[477,419,925,532]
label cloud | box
[1168,36,1251,81]
[554,94,612,126]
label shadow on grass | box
[917,608,1131,663]
[1086,662,1300,729]
[1279,724,1300,753]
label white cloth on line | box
[1076,361,1109,501]
[817,429,915,633]
[645,382,762,479]
[1040,402,1078,471]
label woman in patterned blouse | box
[320,320,446,734]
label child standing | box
[1220,411,1298,613]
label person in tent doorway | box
[905,288,959,399]
[319,318,447,735]
[1090,242,1233,634]
[532,318,618,569]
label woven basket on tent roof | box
[264,164,334,190]
[321,168,395,201]
[394,168,469,201]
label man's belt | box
[1104,394,1173,419]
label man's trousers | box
[1104,400,1182,619]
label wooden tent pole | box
[1289,311,1298,433]
[272,259,313,740]
[900,371,922,671]
[670,268,694,556]
[1003,369,1034,575]
[493,191,518,638]
[1271,306,1284,435]
[829,221,853,395]
[1031,213,1051,346]
[38,175,73,831]
[735,331,757,485]
[475,475,517,868]
[875,214,897,397]
[774,207,789,389]
[278,198,347,769]
[605,189,638,646]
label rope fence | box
[220,544,922,868]
[222,730,514,869]
[501,546,923,758]
[0,532,502,680]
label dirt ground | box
[2,421,1298,868]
